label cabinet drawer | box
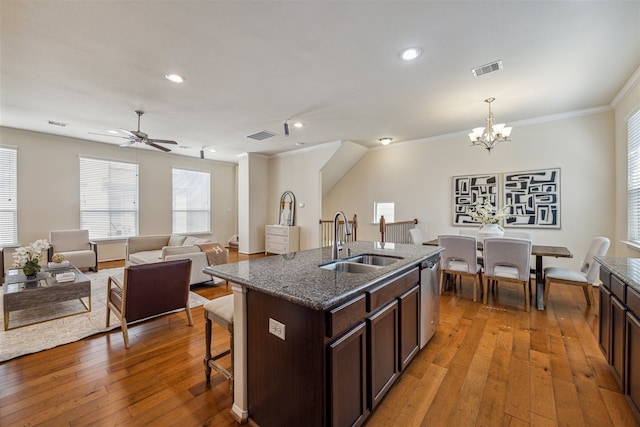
[326,294,367,338]
[368,268,419,312]
[266,242,288,253]
[266,226,289,237]
[600,268,611,290]
[628,286,640,318]
[266,234,289,244]
[612,275,626,302]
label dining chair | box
[438,234,483,302]
[482,237,532,312]
[409,228,424,245]
[543,236,610,306]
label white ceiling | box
[1,1,639,163]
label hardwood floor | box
[0,253,638,426]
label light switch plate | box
[269,318,285,340]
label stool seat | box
[204,294,234,388]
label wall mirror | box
[279,191,295,226]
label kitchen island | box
[204,241,443,427]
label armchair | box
[106,259,193,348]
[48,229,98,271]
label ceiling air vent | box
[246,130,277,141]
[471,60,503,77]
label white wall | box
[323,111,616,271]
[1,126,237,261]
[269,142,342,250]
[238,153,269,254]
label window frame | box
[628,108,640,243]
[0,146,18,246]
[373,201,395,224]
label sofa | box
[126,234,228,286]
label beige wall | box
[323,111,616,271]
[614,69,640,257]
[238,153,269,254]
[1,126,237,261]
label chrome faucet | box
[333,211,352,260]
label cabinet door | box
[611,295,626,389]
[368,300,398,410]
[328,322,368,427]
[626,312,640,420]
[398,284,420,371]
[599,285,612,360]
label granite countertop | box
[204,241,443,310]
[595,256,640,293]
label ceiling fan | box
[91,110,178,152]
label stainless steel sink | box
[320,261,381,273]
[347,254,402,266]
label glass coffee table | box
[3,264,91,330]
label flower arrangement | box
[13,239,50,277]
[466,202,514,225]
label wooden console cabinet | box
[265,225,299,254]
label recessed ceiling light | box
[208,148,216,153]
[400,47,422,61]
[165,74,185,83]
[379,137,392,146]
[293,122,304,128]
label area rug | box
[0,267,210,362]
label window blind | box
[374,202,395,223]
[628,109,640,242]
[172,168,210,234]
[0,147,17,246]
[79,157,138,239]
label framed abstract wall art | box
[452,173,499,225]
[503,168,560,228]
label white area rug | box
[0,267,210,362]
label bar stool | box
[203,294,234,389]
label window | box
[374,202,395,223]
[172,168,210,234]
[0,147,17,246]
[80,157,138,239]
[629,108,640,242]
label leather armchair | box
[48,229,98,271]
[106,259,193,348]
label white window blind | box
[628,109,640,242]
[80,157,138,239]
[374,202,395,223]
[0,147,17,246]
[172,168,210,234]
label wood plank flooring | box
[0,253,638,426]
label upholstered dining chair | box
[106,259,193,348]
[409,228,424,245]
[438,234,483,301]
[482,237,532,312]
[48,229,98,271]
[544,236,610,306]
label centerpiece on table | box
[12,239,50,279]
[466,202,514,240]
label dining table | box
[423,238,573,310]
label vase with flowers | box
[12,239,50,279]
[466,202,514,241]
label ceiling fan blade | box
[148,142,172,152]
[119,140,137,147]
[148,138,178,145]
[88,132,130,139]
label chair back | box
[49,229,91,251]
[581,237,610,282]
[122,259,192,322]
[483,238,532,281]
[438,234,478,273]
[409,228,424,245]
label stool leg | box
[204,318,212,382]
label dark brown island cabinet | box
[246,265,423,427]
[597,257,640,423]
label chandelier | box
[468,98,513,153]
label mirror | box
[279,191,295,226]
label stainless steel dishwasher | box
[420,257,440,348]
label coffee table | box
[3,264,91,330]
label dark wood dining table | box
[423,239,573,310]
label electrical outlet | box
[268,318,285,340]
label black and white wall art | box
[503,168,561,228]
[452,173,499,225]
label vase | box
[478,223,504,241]
[23,266,40,280]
